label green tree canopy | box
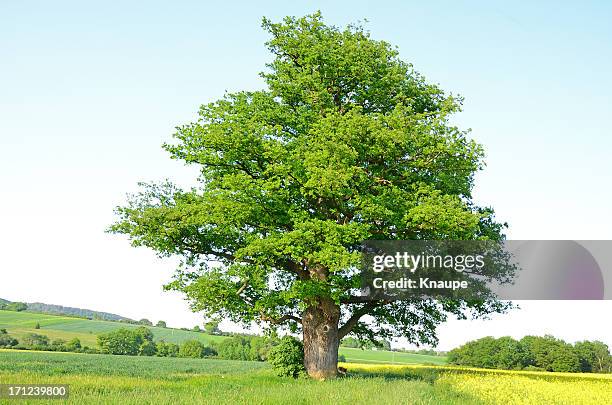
[204,319,221,335]
[110,12,510,378]
[448,335,608,373]
[179,340,211,358]
[97,327,154,356]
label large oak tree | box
[110,13,510,379]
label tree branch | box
[236,279,249,295]
[338,301,382,339]
[260,313,302,325]
[340,295,372,304]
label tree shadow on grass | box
[345,368,440,384]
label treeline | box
[340,337,445,356]
[96,327,279,360]
[0,326,281,361]
[0,302,27,312]
[0,328,95,353]
[448,335,611,373]
[394,348,446,356]
[24,303,130,322]
[341,337,391,351]
[0,300,131,322]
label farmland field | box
[0,310,445,365]
[339,347,446,365]
[0,350,609,404]
[0,310,225,347]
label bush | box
[523,365,544,372]
[204,320,220,335]
[21,333,49,347]
[338,354,346,362]
[27,344,50,351]
[249,336,270,361]
[0,334,18,347]
[5,302,27,312]
[179,340,207,358]
[97,327,154,356]
[217,336,252,360]
[267,336,305,378]
[203,346,218,357]
[156,341,179,357]
[216,335,276,361]
[49,339,67,351]
[66,338,81,351]
[139,340,157,356]
[78,346,100,354]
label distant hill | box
[0,310,226,348]
[0,298,133,322]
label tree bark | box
[302,298,340,379]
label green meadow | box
[0,310,444,365]
[0,311,608,405]
[0,350,474,404]
[1,350,609,404]
[0,310,225,347]
[339,347,446,365]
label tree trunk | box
[302,298,340,379]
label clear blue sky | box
[1,1,611,348]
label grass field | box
[0,350,609,404]
[0,310,225,347]
[339,347,446,365]
[0,310,446,365]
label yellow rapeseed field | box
[343,363,612,405]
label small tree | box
[156,341,180,357]
[134,326,154,342]
[217,336,254,361]
[66,337,81,351]
[340,337,360,348]
[494,336,529,370]
[204,320,220,335]
[6,302,27,312]
[138,319,153,326]
[522,335,580,372]
[179,340,207,358]
[0,334,18,347]
[50,339,67,351]
[22,333,49,347]
[34,322,40,329]
[167,343,180,357]
[268,336,306,378]
[156,320,167,328]
[139,340,157,356]
[97,327,154,356]
[249,335,277,361]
